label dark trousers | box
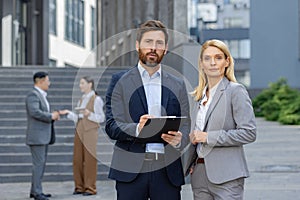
[29,145,48,195]
[116,160,181,200]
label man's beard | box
[138,48,165,68]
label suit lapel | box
[161,72,171,115]
[203,77,229,130]
[129,67,148,113]
[128,67,175,115]
[33,88,49,111]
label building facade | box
[188,0,300,91]
[1,0,50,66]
[189,0,251,87]
[0,0,97,67]
[96,0,189,67]
[250,0,300,89]
[49,0,97,67]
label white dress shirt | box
[34,86,50,111]
[67,91,105,124]
[196,80,221,158]
[137,63,164,154]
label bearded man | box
[105,20,190,200]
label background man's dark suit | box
[105,66,190,197]
[25,87,55,198]
[26,88,55,144]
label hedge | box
[252,78,300,125]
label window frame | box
[65,0,85,46]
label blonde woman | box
[187,39,256,200]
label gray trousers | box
[191,163,244,200]
[29,145,48,195]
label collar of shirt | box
[77,91,95,119]
[34,86,47,98]
[200,79,221,105]
[82,90,95,100]
[34,86,50,111]
[137,62,161,80]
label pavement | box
[1,117,300,200]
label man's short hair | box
[136,20,168,44]
[33,71,48,83]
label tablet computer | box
[74,107,85,113]
[138,116,187,143]
[74,107,85,111]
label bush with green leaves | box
[278,95,300,125]
[252,78,300,125]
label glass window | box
[65,0,85,46]
[79,0,84,46]
[91,6,96,49]
[49,0,56,35]
[227,40,239,58]
[225,39,250,59]
[224,17,243,28]
[230,0,242,3]
[49,59,57,67]
[239,39,250,59]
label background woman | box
[60,76,105,196]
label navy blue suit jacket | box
[105,66,190,187]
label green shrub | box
[252,78,300,124]
[260,99,280,121]
[252,78,287,118]
[278,95,300,125]
[274,85,299,107]
[252,89,274,117]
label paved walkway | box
[1,118,300,200]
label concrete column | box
[36,0,49,65]
[158,0,169,27]
[173,0,188,34]
[1,0,13,66]
[133,0,142,26]
[172,0,188,47]
[26,0,49,65]
[144,0,155,20]
[96,0,101,66]
[0,0,2,64]
[124,0,133,29]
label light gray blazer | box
[185,77,256,184]
[25,88,54,145]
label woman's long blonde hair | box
[191,39,237,101]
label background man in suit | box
[25,71,60,200]
[105,20,190,200]
[187,39,257,200]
